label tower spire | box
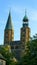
[4,11,14,45]
[20,10,30,45]
[25,9,27,16]
[23,10,28,22]
[5,11,13,30]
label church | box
[4,11,30,60]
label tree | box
[0,45,17,65]
[18,34,37,65]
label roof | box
[10,41,21,46]
[5,12,13,30]
[23,11,28,22]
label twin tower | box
[4,11,30,46]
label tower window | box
[5,34,8,37]
[11,46,14,49]
[15,46,19,49]
[22,45,25,49]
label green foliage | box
[0,34,37,65]
[18,34,37,65]
[0,45,17,65]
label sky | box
[0,0,37,45]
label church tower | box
[4,12,14,45]
[20,11,30,45]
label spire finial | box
[23,9,28,22]
[9,8,11,15]
[25,9,27,16]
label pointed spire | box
[5,11,13,30]
[25,9,27,16]
[23,10,29,22]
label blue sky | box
[0,0,37,44]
